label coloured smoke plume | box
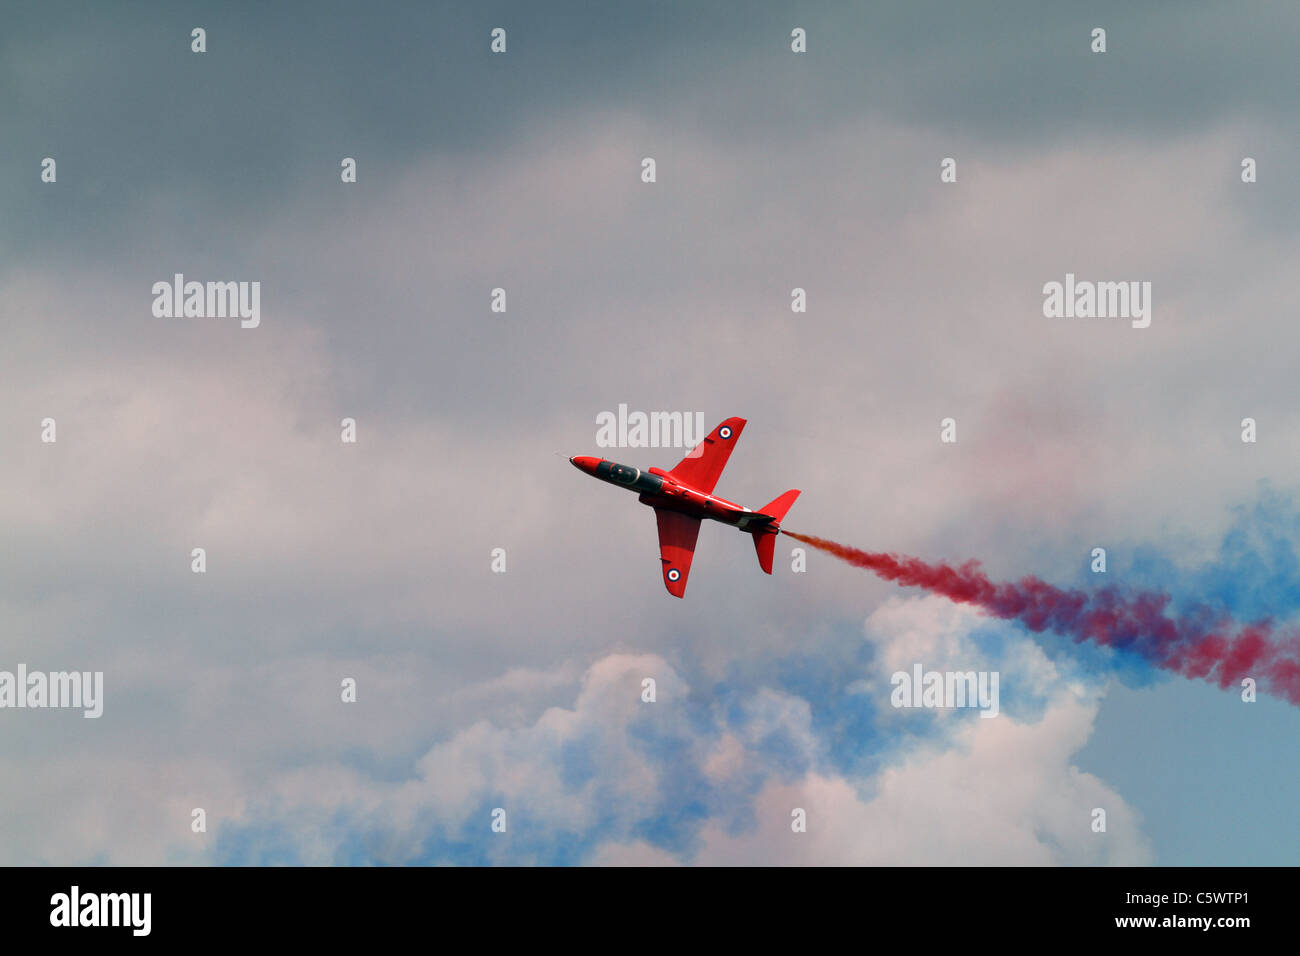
[782,531,1300,706]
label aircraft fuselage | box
[568,456,775,532]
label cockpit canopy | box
[598,460,665,495]
[608,463,639,484]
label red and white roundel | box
[666,568,681,582]
[719,426,733,439]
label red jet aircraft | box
[570,417,800,597]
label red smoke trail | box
[783,531,1300,706]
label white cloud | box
[694,694,1151,865]
[194,597,1150,866]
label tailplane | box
[751,489,800,574]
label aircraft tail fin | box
[750,489,800,574]
[752,530,778,574]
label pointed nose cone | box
[569,455,600,476]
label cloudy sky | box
[3,1,1298,865]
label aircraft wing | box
[655,508,702,598]
[666,417,746,495]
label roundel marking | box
[667,568,681,582]
[719,426,733,439]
